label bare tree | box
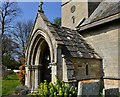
[0,35,2,65]
[2,34,18,55]
[12,20,33,58]
[2,34,19,67]
[0,1,21,36]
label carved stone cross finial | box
[38,0,44,13]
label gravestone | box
[103,88,119,97]
[77,80,100,97]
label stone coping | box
[103,76,120,80]
[80,79,99,83]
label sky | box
[17,2,61,23]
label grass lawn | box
[2,73,21,96]
[0,77,2,97]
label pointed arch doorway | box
[26,31,57,91]
[39,39,51,83]
[29,38,52,91]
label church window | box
[86,65,88,75]
[72,16,75,23]
[71,5,76,13]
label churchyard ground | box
[2,73,20,96]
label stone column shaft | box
[31,70,35,92]
[25,66,28,86]
[35,69,38,90]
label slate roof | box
[82,0,120,26]
[37,8,101,59]
[50,24,100,59]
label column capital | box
[28,64,42,70]
[49,62,57,66]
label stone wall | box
[80,20,120,90]
[62,0,88,29]
[104,79,119,88]
[73,58,102,80]
[62,56,102,85]
[62,0,101,29]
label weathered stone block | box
[73,58,101,80]
[104,79,119,89]
[15,85,30,95]
[103,88,119,97]
[77,80,100,97]
[67,69,74,79]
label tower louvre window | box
[72,16,75,23]
[71,5,76,13]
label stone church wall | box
[73,58,102,80]
[62,1,88,29]
[80,20,120,90]
[62,0,101,30]
[61,56,102,87]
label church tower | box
[62,0,101,29]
